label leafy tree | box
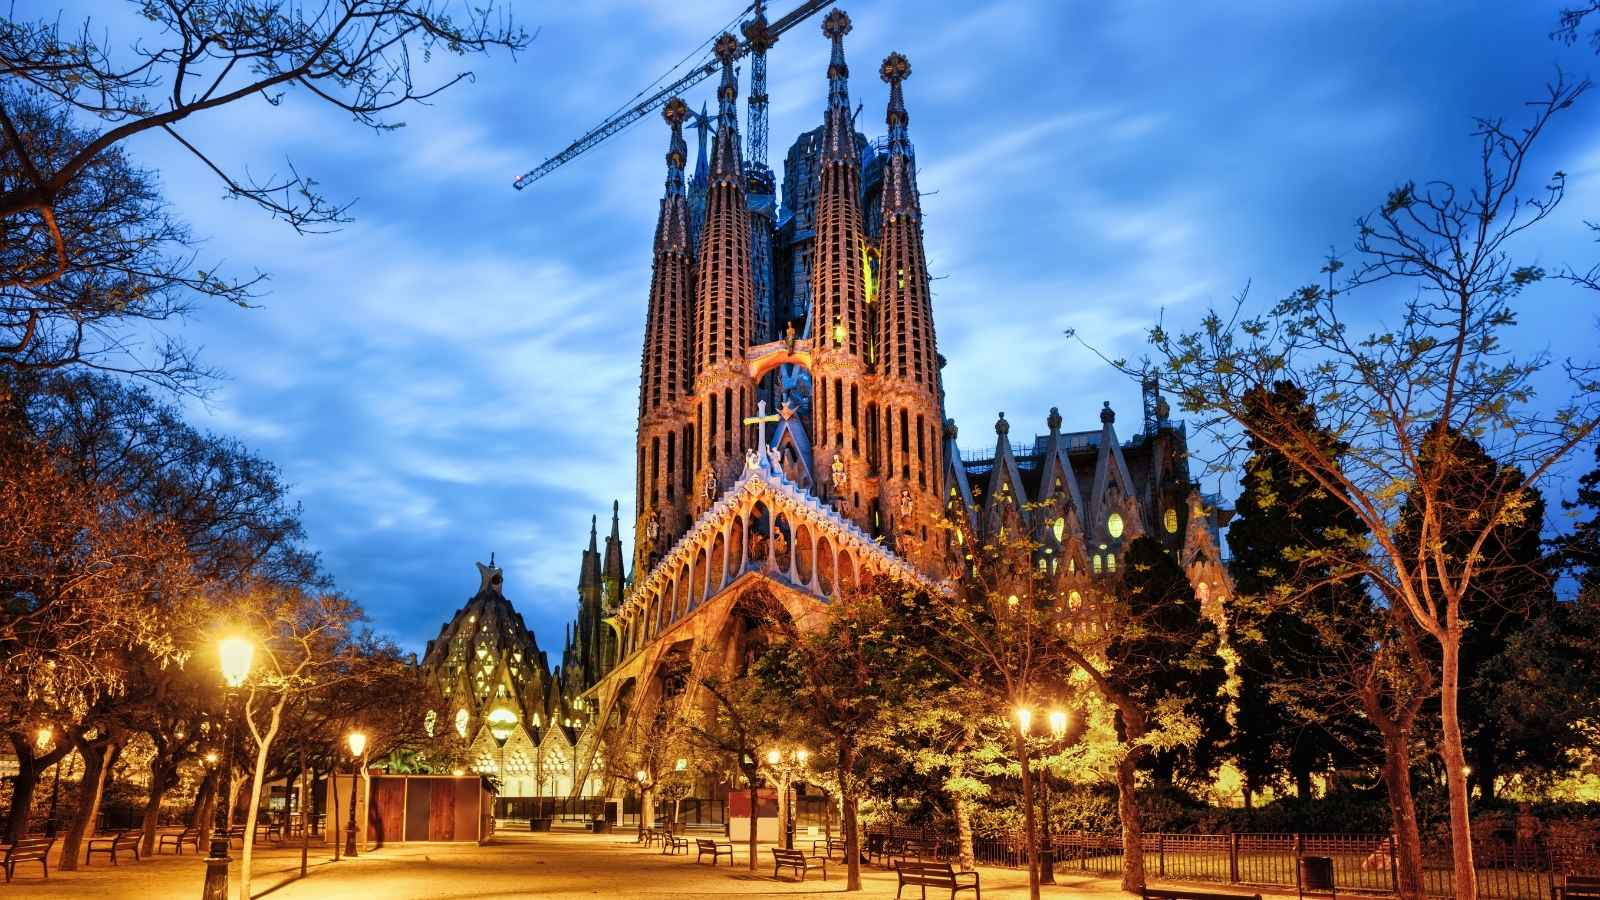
[754,587,902,892]
[1227,381,1375,802]
[1138,77,1599,900]
[683,667,780,873]
[1556,441,1600,593]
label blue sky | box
[29,1,1600,656]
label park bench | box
[1140,888,1263,900]
[3,836,55,882]
[86,829,141,865]
[771,846,827,881]
[158,826,201,854]
[894,860,979,900]
[1554,875,1600,900]
[640,827,660,847]
[813,836,847,860]
[226,824,248,846]
[696,838,735,866]
[662,833,689,855]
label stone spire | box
[810,9,875,530]
[636,99,699,577]
[691,33,758,504]
[602,499,625,608]
[579,515,601,595]
[688,100,710,251]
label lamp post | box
[764,748,809,850]
[202,636,254,900]
[345,731,367,858]
[1039,709,1068,884]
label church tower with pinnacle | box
[691,33,758,516]
[810,9,877,532]
[873,51,944,573]
[635,97,696,575]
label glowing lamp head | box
[34,726,52,751]
[796,749,809,765]
[1049,710,1067,739]
[635,769,648,784]
[766,749,781,766]
[347,731,367,758]
[675,758,688,772]
[1015,707,1032,734]
[205,750,220,765]
[217,636,254,688]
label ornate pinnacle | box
[663,96,689,126]
[880,51,911,85]
[822,8,852,40]
[714,31,739,64]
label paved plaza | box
[0,830,1179,898]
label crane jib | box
[512,0,835,192]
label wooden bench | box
[3,836,55,882]
[813,836,847,860]
[1554,875,1600,900]
[1141,888,1263,900]
[158,827,201,854]
[86,829,141,865]
[895,859,979,900]
[696,838,735,866]
[662,833,689,855]
[772,847,827,881]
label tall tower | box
[636,98,698,573]
[691,34,758,509]
[874,52,944,570]
[810,9,876,529]
[744,3,779,350]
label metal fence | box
[866,826,1594,899]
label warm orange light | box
[218,636,254,688]
[34,726,52,751]
[635,769,648,783]
[796,749,809,765]
[1049,710,1067,739]
[205,750,220,765]
[347,731,367,757]
[1015,707,1032,734]
[766,749,781,766]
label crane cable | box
[596,2,754,130]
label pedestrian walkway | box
[0,830,1153,898]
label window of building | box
[1107,512,1124,539]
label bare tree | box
[1134,77,1599,900]
[0,1,530,382]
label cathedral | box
[419,8,1233,802]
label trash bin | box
[1298,854,1336,898]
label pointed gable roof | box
[982,413,1028,528]
[1089,401,1138,529]
[1036,406,1087,516]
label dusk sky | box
[35,1,1600,657]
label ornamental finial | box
[714,31,740,64]
[663,96,689,126]
[822,8,852,39]
[880,52,911,85]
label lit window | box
[1068,558,1077,574]
[1051,517,1065,542]
[1068,590,1081,609]
[1092,554,1103,574]
[455,708,470,739]
[1164,508,1178,534]
[424,710,437,737]
[1107,553,1116,573]
[1107,512,1124,539]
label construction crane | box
[512,0,836,191]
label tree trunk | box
[139,760,175,857]
[240,697,286,900]
[1013,728,1041,900]
[953,792,977,872]
[1439,635,1478,900]
[331,761,342,861]
[191,766,217,829]
[4,757,40,843]
[1115,750,1146,894]
[58,738,117,871]
[1380,728,1427,900]
[842,790,861,891]
[300,754,310,877]
[1295,766,1314,800]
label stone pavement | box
[0,829,1150,898]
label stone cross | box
[743,399,781,452]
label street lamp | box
[202,635,254,900]
[345,731,367,858]
[763,748,810,850]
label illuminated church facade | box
[421,8,1233,801]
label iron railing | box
[862,826,1594,899]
